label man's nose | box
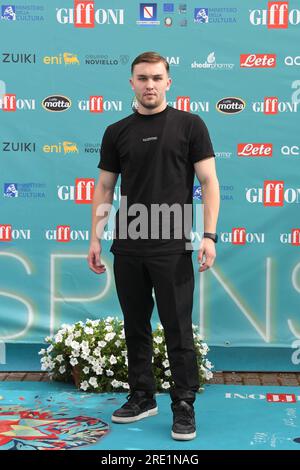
[146,80,154,89]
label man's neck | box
[137,102,168,116]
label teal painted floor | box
[0,382,299,450]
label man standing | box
[88,52,220,441]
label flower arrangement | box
[39,317,213,393]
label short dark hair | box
[131,51,169,75]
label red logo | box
[240,54,276,68]
[0,224,12,241]
[267,2,289,28]
[74,1,95,28]
[176,96,190,112]
[89,96,103,113]
[2,94,16,112]
[232,228,246,245]
[266,393,296,403]
[75,178,95,203]
[264,96,278,114]
[57,225,71,242]
[264,180,284,206]
[238,143,273,157]
[291,229,300,246]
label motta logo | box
[221,228,265,244]
[57,178,95,203]
[240,53,276,68]
[216,97,245,114]
[0,224,31,241]
[249,1,297,28]
[246,180,300,205]
[174,97,209,113]
[252,97,298,113]
[280,229,300,245]
[45,226,89,241]
[56,0,124,27]
[237,143,273,157]
[0,94,35,111]
[42,95,71,112]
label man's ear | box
[129,78,134,91]
[166,78,172,91]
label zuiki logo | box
[42,95,71,112]
[216,97,245,114]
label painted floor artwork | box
[0,382,299,450]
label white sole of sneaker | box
[171,431,196,441]
[111,406,158,423]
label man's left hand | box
[198,238,216,272]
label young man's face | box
[130,61,172,112]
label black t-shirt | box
[98,105,215,256]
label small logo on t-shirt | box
[142,136,158,142]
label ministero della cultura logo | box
[55,1,124,27]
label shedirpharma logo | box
[1,4,44,21]
[56,1,124,27]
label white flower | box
[205,370,213,380]
[74,330,81,338]
[162,359,169,368]
[80,381,89,391]
[45,336,52,342]
[98,341,106,348]
[109,355,117,365]
[94,367,103,375]
[56,355,64,363]
[105,325,113,332]
[154,348,160,354]
[120,329,125,339]
[70,357,78,366]
[65,335,74,346]
[106,370,114,376]
[38,349,46,355]
[55,334,63,343]
[89,377,98,388]
[84,326,94,335]
[205,360,213,370]
[71,341,80,351]
[111,379,121,388]
[81,340,89,349]
[154,336,163,344]
[59,366,66,374]
[83,367,90,374]
[93,347,101,357]
[165,369,171,377]
[115,340,121,347]
[162,381,170,389]
[123,382,130,389]
[121,350,127,357]
[47,345,54,353]
[105,332,116,342]
[157,323,163,331]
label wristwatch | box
[203,232,218,243]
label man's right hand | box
[88,240,106,274]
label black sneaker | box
[111,391,158,423]
[171,400,196,440]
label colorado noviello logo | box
[0,225,31,241]
[280,229,300,245]
[216,97,245,114]
[237,143,273,157]
[0,94,35,111]
[252,97,298,113]
[220,228,265,244]
[249,2,300,28]
[240,54,276,68]
[56,1,124,27]
[42,95,71,112]
[45,226,89,241]
[57,178,95,203]
[1,53,36,64]
[245,181,300,206]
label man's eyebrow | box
[136,74,164,78]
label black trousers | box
[113,253,200,404]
